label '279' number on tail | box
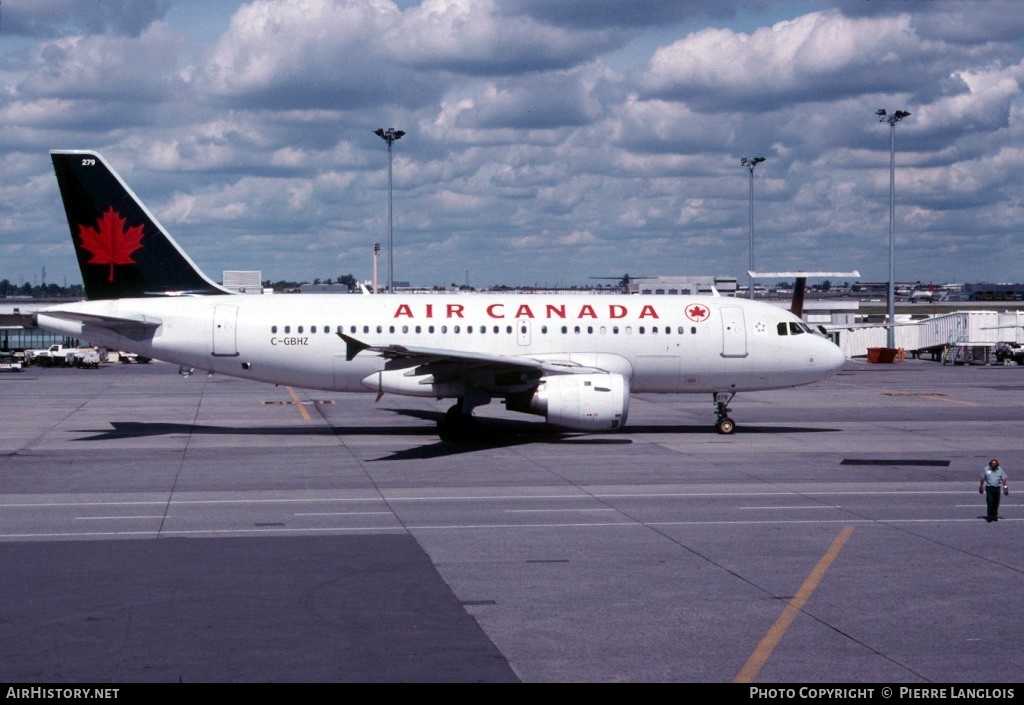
[81,159,95,166]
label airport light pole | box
[876,109,910,348]
[741,157,766,299]
[374,127,405,292]
[372,242,380,294]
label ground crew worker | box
[980,459,1009,522]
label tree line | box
[0,275,360,298]
[0,279,83,298]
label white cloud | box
[197,0,422,108]
[638,10,926,109]
[20,23,186,102]
[392,0,622,74]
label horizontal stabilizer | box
[37,309,162,332]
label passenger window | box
[284,326,291,334]
[271,325,278,334]
[311,326,317,334]
[402,325,408,334]
[376,325,382,333]
[363,325,370,334]
[297,326,303,334]
[415,325,421,334]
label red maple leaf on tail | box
[78,207,144,282]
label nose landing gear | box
[713,392,736,434]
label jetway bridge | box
[834,310,1024,364]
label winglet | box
[338,332,370,361]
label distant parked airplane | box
[589,274,653,294]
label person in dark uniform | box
[979,459,1009,522]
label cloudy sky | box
[2,0,1023,289]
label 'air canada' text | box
[393,302,664,320]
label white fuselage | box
[38,293,844,395]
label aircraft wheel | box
[440,406,476,442]
[716,417,736,435]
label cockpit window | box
[778,321,816,336]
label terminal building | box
[0,302,79,351]
[633,275,738,296]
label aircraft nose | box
[821,338,846,373]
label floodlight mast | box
[876,109,910,348]
[374,127,405,292]
[741,157,766,299]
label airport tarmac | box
[1,359,1022,683]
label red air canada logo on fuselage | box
[77,206,144,282]
[685,304,710,323]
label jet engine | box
[507,373,629,431]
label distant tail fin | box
[50,150,231,299]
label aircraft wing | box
[338,332,608,383]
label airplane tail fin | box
[790,277,807,317]
[50,150,231,300]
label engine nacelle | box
[508,373,629,431]
[361,369,465,398]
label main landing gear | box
[438,391,489,442]
[713,392,736,435]
[440,402,476,441]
